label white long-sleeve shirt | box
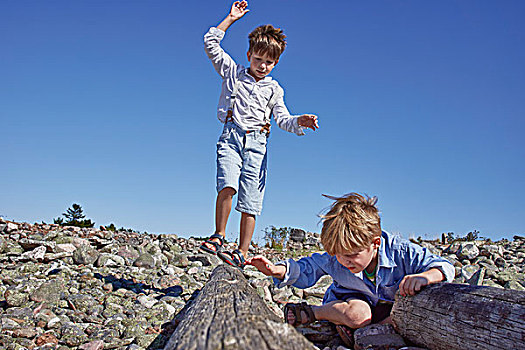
[204,27,305,135]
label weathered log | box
[164,265,316,350]
[391,283,525,350]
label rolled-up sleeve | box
[405,243,455,283]
[273,253,330,288]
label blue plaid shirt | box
[274,231,455,306]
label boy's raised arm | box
[217,1,249,32]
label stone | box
[73,245,100,265]
[466,267,485,286]
[354,324,406,350]
[56,243,78,253]
[79,340,104,350]
[20,245,47,261]
[460,264,480,280]
[6,222,19,233]
[96,253,126,267]
[456,242,480,260]
[31,280,64,304]
[304,275,333,298]
[35,332,59,346]
[133,253,156,269]
[290,229,306,242]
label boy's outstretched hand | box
[246,255,286,279]
[230,1,249,21]
[298,114,319,131]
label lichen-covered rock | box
[73,245,100,265]
[31,280,64,304]
[133,253,156,269]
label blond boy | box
[248,193,454,346]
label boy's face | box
[335,237,381,273]
[247,50,278,81]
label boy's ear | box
[247,51,251,61]
[372,237,381,248]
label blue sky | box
[2,0,524,242]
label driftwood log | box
[164,265,316,350]
[391,283,525,350]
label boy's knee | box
[219,187,237,197]
[342,300,372,329]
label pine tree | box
[63,203,85,222]
[54,203,94,228]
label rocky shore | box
[1,218,524,350]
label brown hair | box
[248,24,286,60]
[320,193,382,255]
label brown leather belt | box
[225,113,270,135]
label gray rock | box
[133,253,156,269]
[73,245,100,265]
[290,229,306,242]
[96,253,126,267]
[31,280,64,304]
[460,264,480,280]
[354,324,406,350]
[456,242,480,260]
[466,267,486,286]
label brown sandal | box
[283,302,316,327]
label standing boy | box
[200,1,319,268]
[247,193,454,347]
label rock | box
[19,245,47,261]
[79,340,104,350]
[304,275,333,298]
[96,253,126,267]
[31,280,64,304]
[290,229,306,242]
[354,324,406,350]
[460,264,480,280]
[133,253,156,269]
[35,332,59,346]
[456,242,480,260]
[73,245,100,265]
[6,222,19,233]
[466,267,486,286]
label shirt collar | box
[242,67,273,83]
[378,231,397,268]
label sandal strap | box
[232,249,245,265]
[208,233,225,246]
[301,302,316,323]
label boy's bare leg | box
[291,300,372,329]
[238,212,256,257]
[215,187,236,236]
[202,187,236,251]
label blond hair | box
[320,193,381,255]
[248,24,286,60]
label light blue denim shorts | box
[216,121,268,216]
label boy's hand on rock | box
[398,274,429,296]
[298,114,319,131]
[246,255,286,279]
[229,1,249,21]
